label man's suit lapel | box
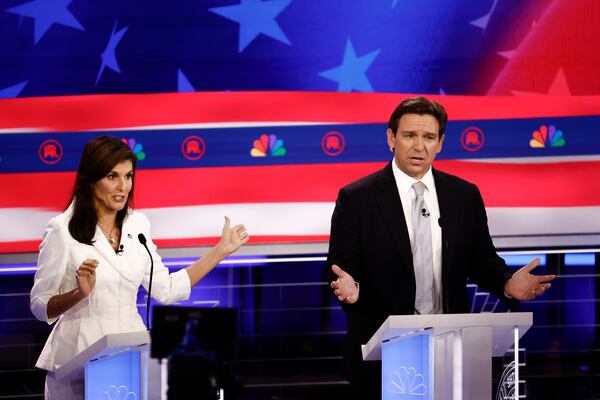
[375,162,414,275]
[433,168,455,251]
[433,168,454,313]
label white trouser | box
[45,372,84,400]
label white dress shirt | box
[391,160,443,313]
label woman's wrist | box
[214,241,232,259]
[72,288,84,302]
[48,287,87,319]
[53,295,65,315]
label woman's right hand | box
[76,259,98,298]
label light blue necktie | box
[411,181,435,315]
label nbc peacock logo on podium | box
[387,366,428,396]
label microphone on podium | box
[138,234,154,331]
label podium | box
[362,313,533,400]
[54,331,163,400]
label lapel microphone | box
[138,233,154,331]
[116,244,125,255]
[421,208,430,218]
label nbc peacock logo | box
[387,366,428,396]
[121,138,146,160]
[102,384,137,400]
[250,134,286,157]
[529,125,565,148]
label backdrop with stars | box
[2,0,599,97]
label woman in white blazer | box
[30,136,249,399]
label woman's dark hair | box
[68,136,137,244]
[388,96,448,138]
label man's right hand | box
[331,264,359,304]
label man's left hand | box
[504,258,556,301]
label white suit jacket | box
[30,206,191,371]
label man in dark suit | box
[327,96,555,399]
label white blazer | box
[30,205,191,371]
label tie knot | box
[412,181,427,196]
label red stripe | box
[0,163,377,209]
[1,171,75,209]
[0,240,40,253]
[436,160,600,207]
[1,160,599,209]
[0,92,599,131]
[153,235,330,248]
[135,163,380,207]
[0,236,330,254]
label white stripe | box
[141,203,335,238]
[457,155,600,163]
[0,208,60,241]
[101,121,349,131]
[1,204,599,243]
[486,206,600,236]
[2,121,359,133]
[0,128,47,134]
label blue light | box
[564,253,596,266]
[499,254,546,267]
[0,255,328,275]
[0,263,37,275]
[2,253,597,275]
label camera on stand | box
[151,306,238,400]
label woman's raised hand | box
[217,216,249,256]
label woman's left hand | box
[217,216,249,256]
[184,216,250,286]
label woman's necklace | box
[98,223,117,245]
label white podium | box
[54,331,163,400]
[362,313,533,400]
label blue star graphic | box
[209,0,292,52]
[177,69,196,92]
[6,0,84,44]
[96,21,128,85]
[470,0,499,31]
[0,81,28,98]
[319,38,380,92]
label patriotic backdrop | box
[0,0,599,253]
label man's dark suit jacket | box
[326,162,517,381]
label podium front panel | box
[85,350,144,400]
[382,334,432,400]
